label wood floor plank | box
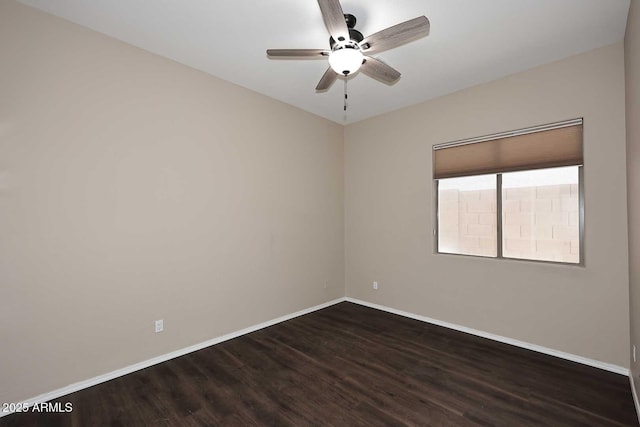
[1,302,636,426]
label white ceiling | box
[18,0,630,124]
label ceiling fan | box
[266,0,430,91]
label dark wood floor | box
[1,302,637,426]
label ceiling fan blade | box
[361,16,430,54]
[267,49,329,58]
[361,56,401,84]
[316,67,338,91]
[317,0,350,42]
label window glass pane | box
[438,175,497,257]
[501,166,579,263]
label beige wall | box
[0,1,344,404]
[626,0,640,388]
[345,43,629,367]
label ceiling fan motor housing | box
[329,14,364,47]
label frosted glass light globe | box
[329,47,363,75]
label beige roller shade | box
[433,120,583,179]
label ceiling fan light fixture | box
[266,1,431,93]
[328,43,363,75]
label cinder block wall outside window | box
[439,184,579,262]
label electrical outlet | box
[634,345,636,363]
[155,319,164,333]
[373,281,378,290]
[324,281,328,289]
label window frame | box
[432,120,585,266]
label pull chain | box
[344,76,347,111]
[343,76,348,121]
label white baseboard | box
[345,297,629,376]
[0,298,346,419]
[630,374,640,425]
[4,296,630,419]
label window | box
[434,119,583,264]
[438,174,497,257]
